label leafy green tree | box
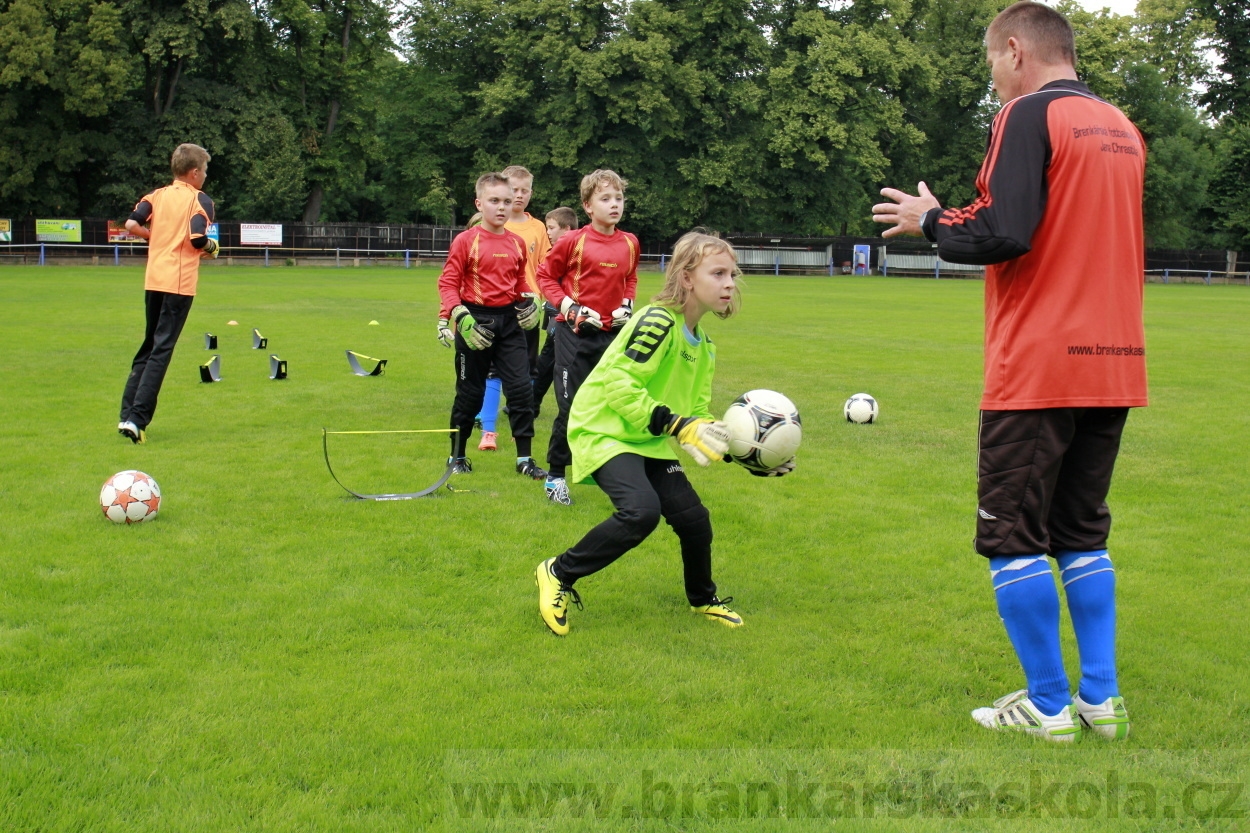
[0,0,136,214]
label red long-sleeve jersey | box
[537,226,639,325]
[438,226,530,318]
[921,79,1147,410]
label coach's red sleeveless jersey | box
[537,226,639,324]
[437,226,530,317]
[922,80,1148,410]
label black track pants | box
[120,290,195,429]
[450,304,536,458]
[552,453,717,606]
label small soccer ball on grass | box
[844,393,879,424]
[99,470,161,524]
[723,390,802,473]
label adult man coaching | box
[873,1,1146,741]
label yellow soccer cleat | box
[535,557,581,636]
[692,596,743,628]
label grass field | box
[1,265,1247,831]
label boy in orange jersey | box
[474,165,552,452]
[532,206,579,416]
[537,170,639,506]
[437,172,546,479]
[117,143,220,444]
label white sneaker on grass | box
[971,689,1082,742]
[1075,694,1130,739]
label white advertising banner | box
[240,223,283,246]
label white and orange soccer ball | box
[99,470,161,524]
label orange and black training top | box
[437,225,530,317]
[921,79,1148,411]
[129,181,216,296]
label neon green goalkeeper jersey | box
[568,304,716,483]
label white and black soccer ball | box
[723,389,802,472]
[844,393,879,424]
[100,470,161,524]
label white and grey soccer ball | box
[723,389,802,472]
[844,393,879,424]
[99,470,161,524]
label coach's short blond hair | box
[475,172,511,197]
[580,169,628,204]
[987,1,1076,67]
[171,143,211,176]
[501,165,533,183]
[653,230,742,321]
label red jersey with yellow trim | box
[505,213,551,298]
[537,226,639,324]
[136,180,213,296]
[921,80,1147,410]
[437,226,530,317]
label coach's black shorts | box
[976,408,1130,557]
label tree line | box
[0,0,1245,248]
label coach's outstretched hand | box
[452,304,495,350]
[665,415,732,467]
[750,457,796,478]
[437,318,454,348]
[560,297,603,334]
[516,295,541,330]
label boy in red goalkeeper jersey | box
[436,172,546,480]
[537,170,639,506]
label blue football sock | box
[477,378,501,433]
[1057,549,1118,704]
[989,555,1070,717]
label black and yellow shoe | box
[691,596,743,628]
[118,420,146,445]
[535,557,581,636]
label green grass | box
[1,266,1247,831]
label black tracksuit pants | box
[120,290,195,430]
[531,307,557,414]
[552,453,718,606]
[546,325,617,478]
[450,304,536,458]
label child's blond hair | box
[579,169,627,204]
[501,165,533,183]
[653,230,742,320]
[171,143,210,176]
[475,172,511,197]
[466,212,483,228]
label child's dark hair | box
[545,207,578,230]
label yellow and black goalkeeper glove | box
[452,304,494,350]
[516,294,541,330]
[201,237,220,258]
[664,415,732,467]
[750,457,797,478]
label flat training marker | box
[204,333,217,349]
[346,350,386,376]
[322,428,458,500]
[269,355,287,380]
[368,320,379,326]
[252,328,267,349]
[200,355,221,383]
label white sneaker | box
[118,420,145,444]
[545,477,572,506]
[1074,694,1130,739]
[971,690,1082,742]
